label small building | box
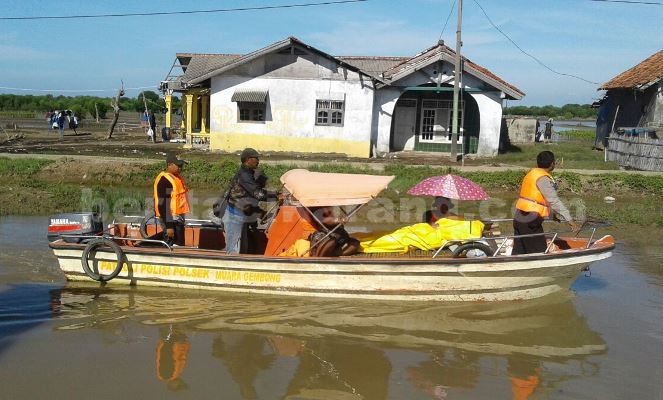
[595,50,663,149]
[160,37,524,157]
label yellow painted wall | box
[209,131,370,158]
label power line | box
[589,0,662,5]
[471,0,599,85]
[0,0,368,21]
[438,0,457,41]
[0,85,157,93]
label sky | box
[0,0,661,106]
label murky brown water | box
[1,216,663,399]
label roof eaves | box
[189,36,384,86]
[189,38,294,85]
[463,63,525,100]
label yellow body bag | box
[357,219,484,254]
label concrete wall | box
[504,117,538,144]
[472,92,504,156]
[208,52,375,157]
[372,87,401,154]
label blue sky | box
[1,0,661,105]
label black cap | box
[240,148,260,162]
[166,153,187,167]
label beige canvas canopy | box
[280,169,395,207]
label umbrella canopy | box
[407,174,489,200]
[281,169,395,207]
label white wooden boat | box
[48,170,614,302]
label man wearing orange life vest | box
[153,154,190,246]
[513,151,580,254]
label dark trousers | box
[512,210,546,255]
[163,221,185,246]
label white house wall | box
[208,52,375,157]
[470,92,503,156]
[373,63,504,156]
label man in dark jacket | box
[222,148,278,254]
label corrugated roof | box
[337,56,409,76]
[165,38,523,99]
[381,43,525,100]
[231,89,268,103]
[179,53,241,82]
[600,50,663,90]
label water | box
[1,216,663,399]
[537,120,596,133]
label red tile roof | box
[600,50,663,90]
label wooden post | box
[185,94,193,148]
[165,94,172,129]
[94,103,100,123]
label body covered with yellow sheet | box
[357,219,484,254]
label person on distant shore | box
[46,110,54,132]
[149,111,157,143]
[57,111,66,140]
[512,151,580,254]
[153,154,190,246]
[543,118,553,143]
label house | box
[160,37,524,158]
[595,50,663,149]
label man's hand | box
[166,228,175,238]
[568,220,581,233]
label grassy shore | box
[1,156,662,227]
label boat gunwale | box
[49,237,615,266]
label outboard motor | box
[47,212,103,243]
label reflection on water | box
[27,285,605,399]
[4,215,663,398]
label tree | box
[106,83,125,139]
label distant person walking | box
[57,111,66,140]
[544,118,553,143]
[46,110,54,132]
[149,112,157,143]
[67,111,78,135]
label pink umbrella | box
[407,174,489,200]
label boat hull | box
[50,240,613,301]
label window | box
[316,100,344,126]
[238,103,265,122]
[420,100,464,143]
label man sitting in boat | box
[309,206,360,256]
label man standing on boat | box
[224,148,279,254]
[153,154,190,246]
[513,151,580,254]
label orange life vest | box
[156,340,190,381]
[515,168,553,217]
[153,172,190,217]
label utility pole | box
[451,0,463,161]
